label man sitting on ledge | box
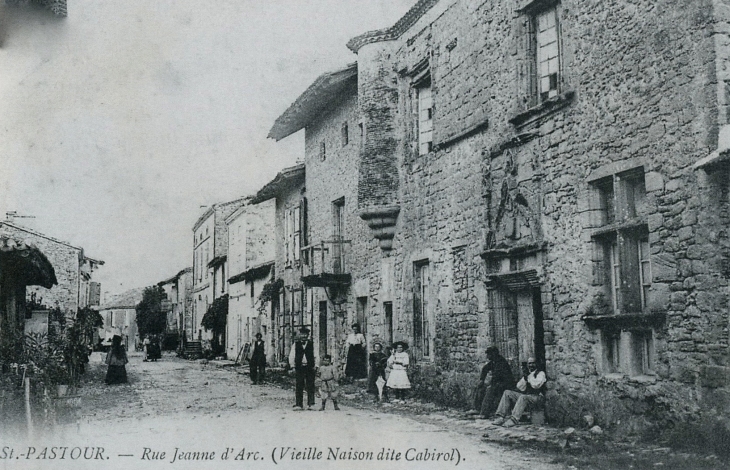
[492,357,546,427]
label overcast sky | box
[0,0,416,298]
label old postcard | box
[2,1,729,469]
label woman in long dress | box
[344,323,367,380]
[367,340,388,401]
[105,335,129,385]
[386,341,411,403]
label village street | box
[1,351,562,470]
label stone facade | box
[225,199,276,363]
[0,221,102,317]
[271,0,730,433]
[251,164,305,364]
[191,198,245,342]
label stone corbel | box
[359,205,400,251]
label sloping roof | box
[228,261,274,285]
[251,163,305,204]
[0,221,82,251]
[193,197,249,232]
[346,0,439,52]
[0,235,57,289]
[100,287,146,310]
[158,267,193,286]
[268,63,358,141]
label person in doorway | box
[288,327,316,410]
[249,333,266,384]
[105,335,129,385]
[386,341,411,403]
[345,323,367,381]
[367,339,389,402]
[316,355,341,411]
[472,346,515,418]
[492,357,547,427]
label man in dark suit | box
[249,333,266,384]
[288,327,316,410]
[473,346,515,418]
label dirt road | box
[1,351,563,470]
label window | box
[332,198,345,274]
[356,297,368,335]
[285,205,302,264]
[320,141,326,161]
[341,122,349,146]
[601,328,654,377]
[413,260,433,358]
[535,6,560,102]
[384,302,393,345]
[591,168,650,314]
[602,329,621,374]
[220,264,225,293]
[415,77,433,155]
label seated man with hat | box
[492,357,546,427]
[473,346,515,418]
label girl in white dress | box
[386,341,411,403]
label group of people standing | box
[472,346,547,428]
[288,323,413,411]
[344,323,412,403]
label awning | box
[0,235,57,288]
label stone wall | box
[345,0,729,431]
[0,223,81,317]
[304,91,384,365]
[272,177,305,363]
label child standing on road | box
[386,341,411,403]
[317,355,340,411]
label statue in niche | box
[491,151,541,248]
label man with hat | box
[492,356,547,427]
[249,332,266,384]
[472,346,515,418]
[288,327,316,410]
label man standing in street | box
[492,357,547,427]
[250,332,266,384]
[289,327,316,410]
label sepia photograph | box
[1,0,730,469]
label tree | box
[136,286,167,339]
[201,294,228,355]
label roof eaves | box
[268,63,358,141]
[251,163,305,204]
[0,221,82,252]
[346,0,440,53]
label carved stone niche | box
[487,146,543,251]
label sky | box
[0,0,416,299]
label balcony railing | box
[301,239,352,287]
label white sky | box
[0,0,416,298]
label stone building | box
[158,267,193,347]
[269,64,386,366]
[97,287,144,351]
[225,199,276,363]
[251,164,305,364]
[191,198,246,344]
[0,234,57,348]
[0,221,103,317]
[269,0,730,432]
